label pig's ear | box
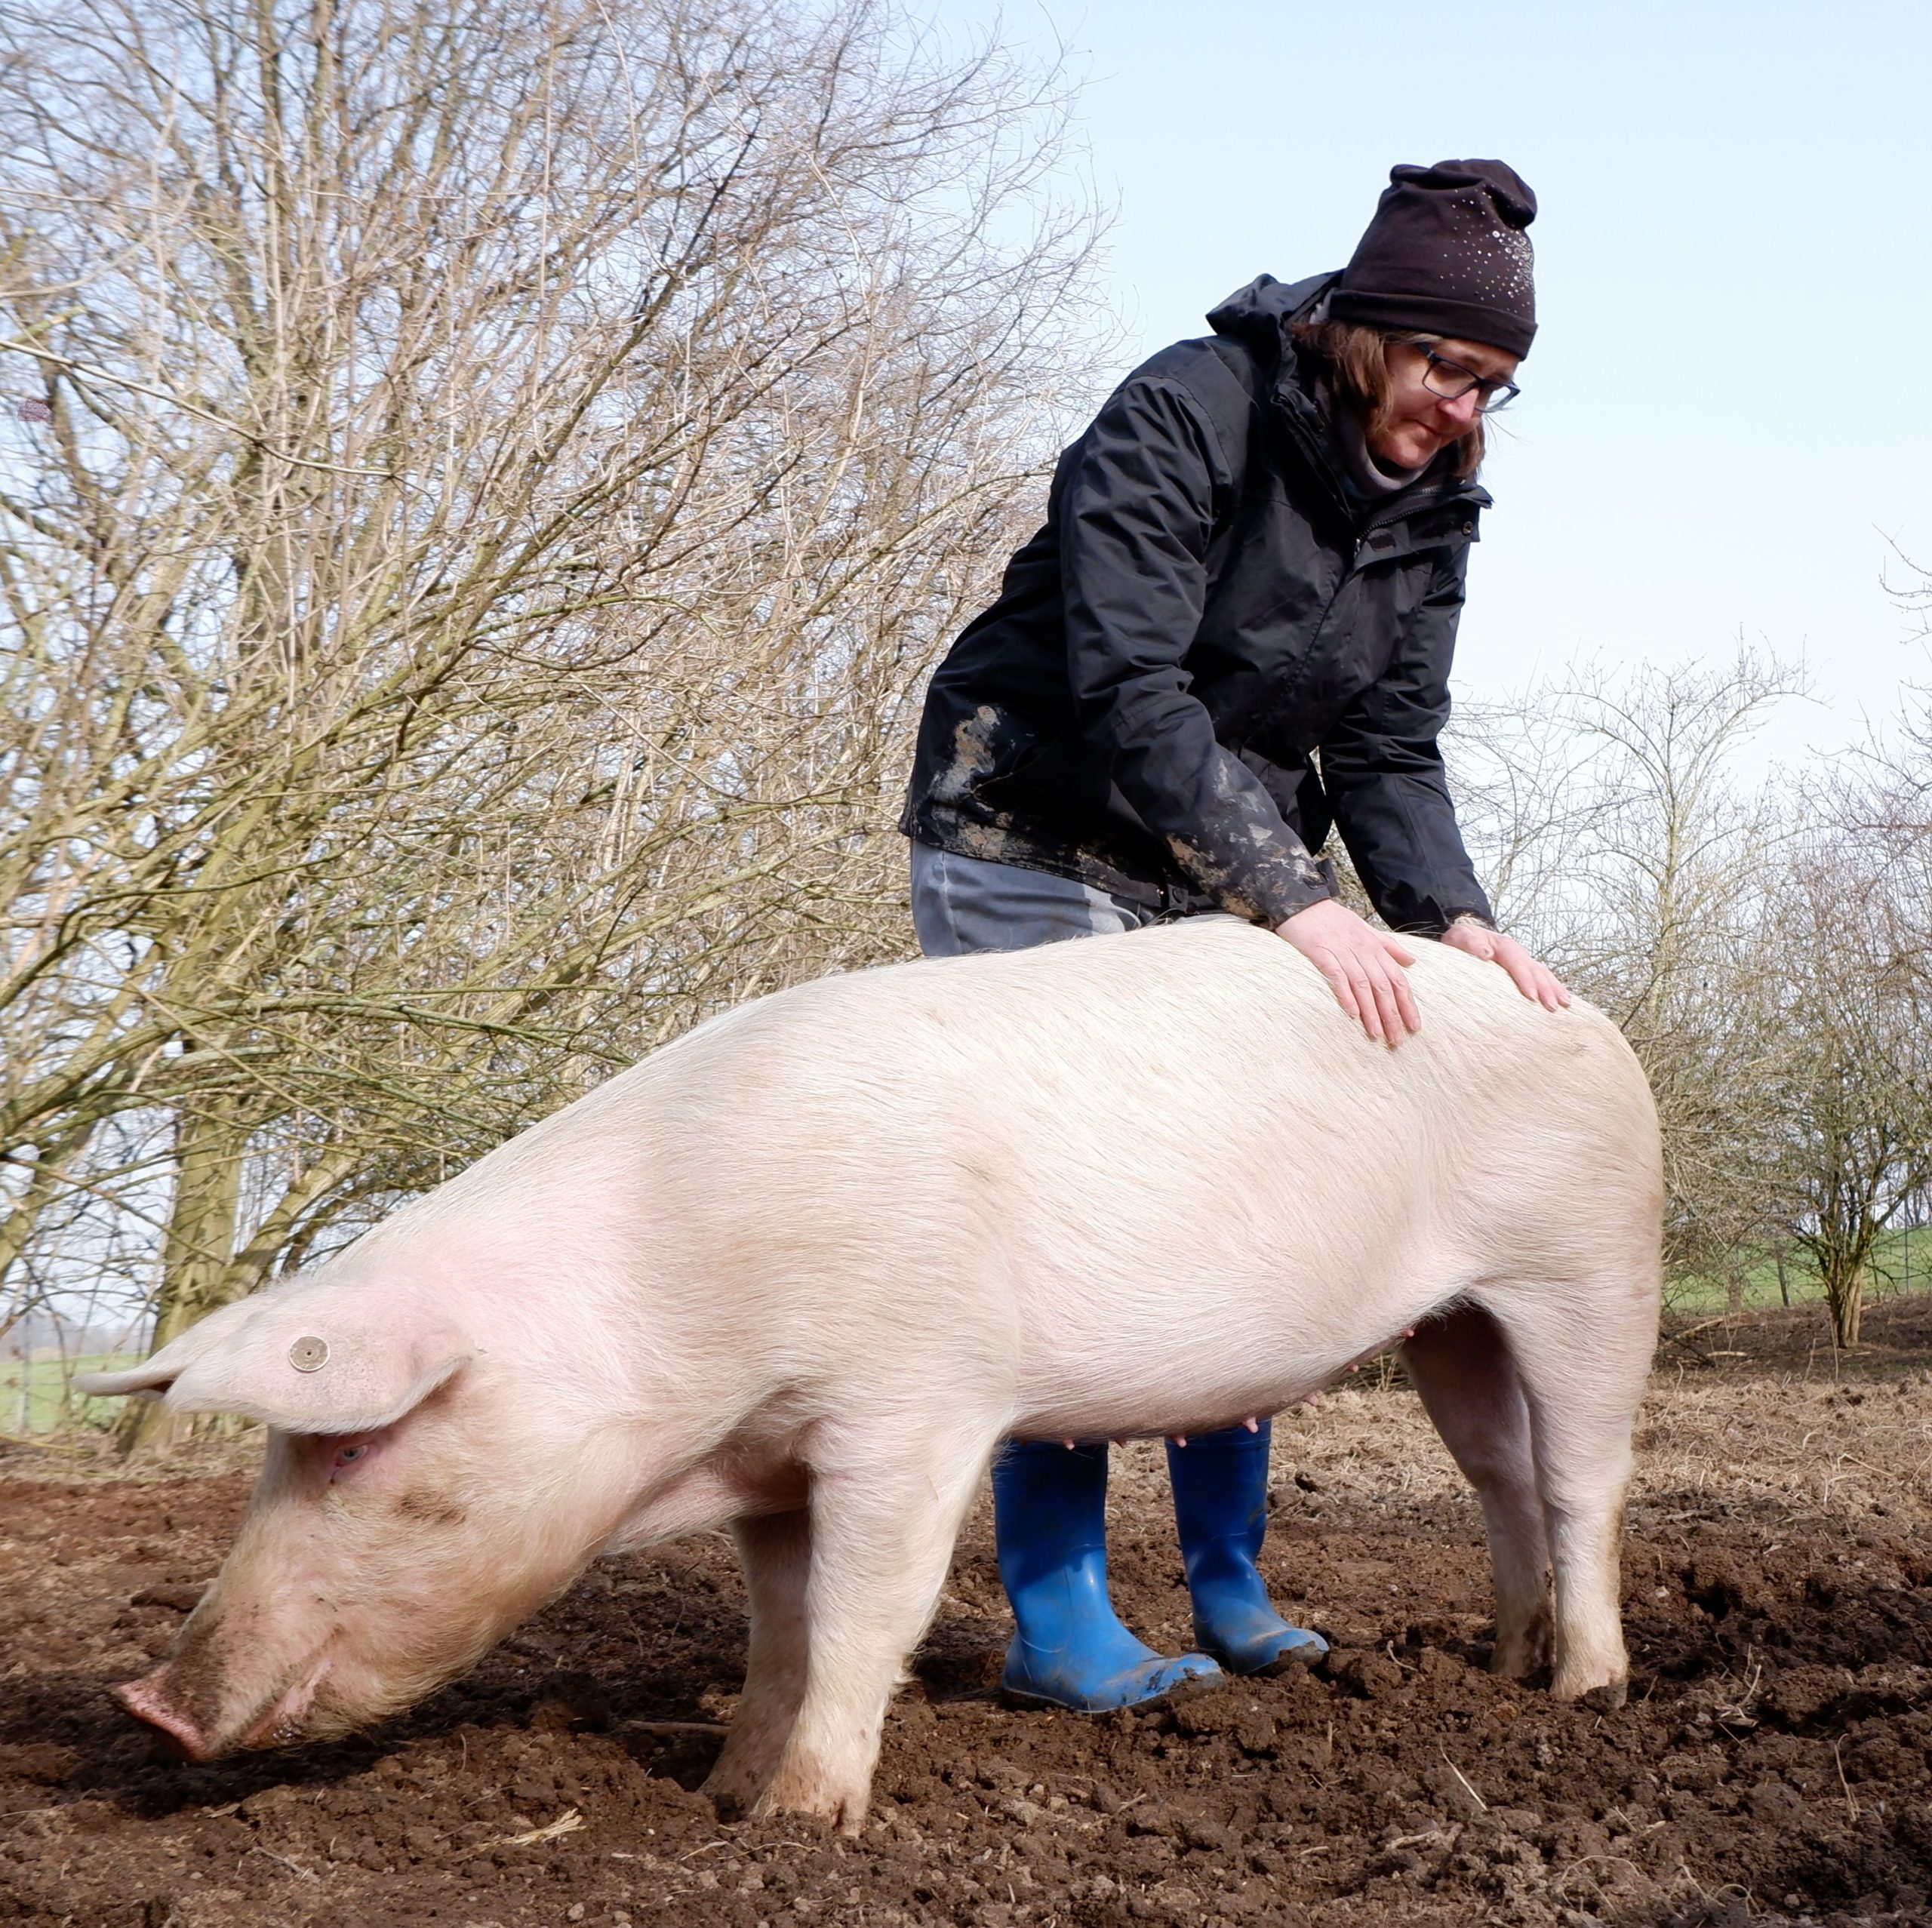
[74,1291,264,1403]
[74,1278,472,1433]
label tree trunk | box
[1824,1259,1864,1351]
[1775,1247,1790,1308]
[0,1124,94,1345]
[1726,1267,1744,1318]
[117,1103,248,1457]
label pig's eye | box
[331,1443,369,1471]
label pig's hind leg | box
[1481,1278,1651,1708]
[1401,1303,1554,1680]
[753,1418,997,1834]
[704,1508,812,1818]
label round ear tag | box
[288,1336,330,1373]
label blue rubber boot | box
[992,1440,1223,1711]
[1167,1422,1327,1674]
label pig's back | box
[660,918,1647,1182]
[621,922,1657,1407]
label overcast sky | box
[935,0,1932,770]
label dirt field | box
[4,1300,1930,1928]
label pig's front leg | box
[704,1508,811,1817]
[753,1420,995,1834]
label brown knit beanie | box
[1329,159,1538,359]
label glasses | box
[1414,343,1520,414]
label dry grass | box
[1105,1322,1932,1539]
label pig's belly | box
[1013,1373,1333,1444]
[1004,1264,1447,1441]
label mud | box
[3,1299,1930,1928]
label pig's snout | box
[112,1653,332,1762]
[112,1674,217,1763]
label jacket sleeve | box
[1059,377,1335,925]
[1317,549,1497,936]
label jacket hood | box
[1205,272,1336,356]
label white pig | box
[82,918,1661,1832]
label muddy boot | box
[992,1440,1222,1711]
[1168,1422,1327,1674]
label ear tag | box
[288,1336,331,1373]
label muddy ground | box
[3,1299,1930,1928]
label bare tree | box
[1774,632,1932,1345]
[1757,826,1932,1348]
[0,0,1098,1440]
[1452,650,1801,1285]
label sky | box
[933,0,1932,770]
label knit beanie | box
[1328,159,1538,358]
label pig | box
[81,918,1661,1832]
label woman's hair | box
[1290,318,1486,480]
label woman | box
[900,159,1568,1711]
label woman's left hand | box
[1439,918,1571,1011]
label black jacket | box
[900,272,1497,935]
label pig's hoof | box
[1489,1616,1554,1682]
[1574,1679,1628,1714]
[751,1769,869,1837]
[702,1767,760,1822]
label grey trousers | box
[908,840,1161,958]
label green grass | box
[0,1352,140,1436]
[1665,1224,1929,1318]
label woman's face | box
[1369,337,1521,470]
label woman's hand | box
[1274,899,1420,1047]
[1439,918,1571,1010]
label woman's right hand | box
[1274,899,1420,1047]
